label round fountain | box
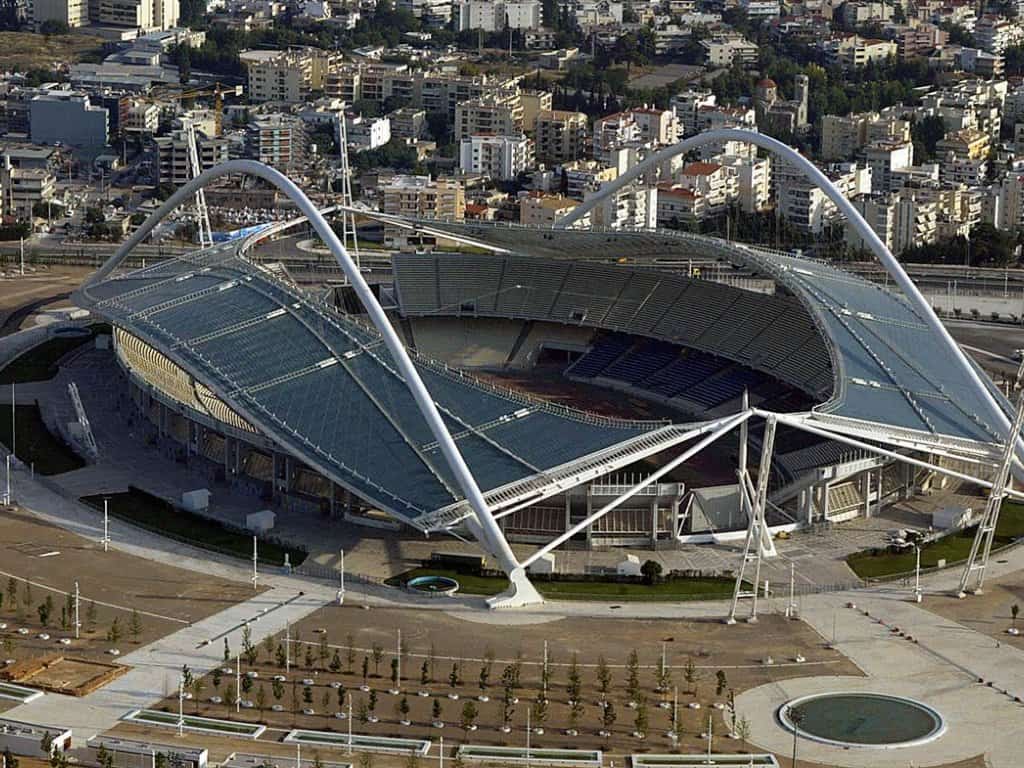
[778,692,945,749]
[405,575,460,597]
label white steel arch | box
[557,128,1019,456]
[85,159,542,608]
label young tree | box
[404,753,419,768]
[256,684,267,715]
[129,609,143,642]
[568,698,584,733]
[321,689,330,723]
[735,715,752,743]
[190,678,205,713]
[357,753,373,768]
[421,659,431,686]
[212,668,223,694]
[85,600,97,632]
[683,656,697,696]
[362,655,370,684]
[715,670,728,697]
[656,654,672,693]
[633,695,648,737]
[318,633,329,670]
[272,679,284,703]
[566,652,581,703]
[727,689,737,735]
[460,699,478,734]
[531,697,548,731]
[303,685,313,705]
[336,683,347,712]
[480,648,494,691]
[540,648,553,701]
[22,581,31,610]
[357,700,369,725]
[4,577,16,611]
[449,662,460,690]
[1013,603,1020,629]
[432,697,443,724]
[304,644,314,669]
[181,664,194,690]
[398,694,410,723]
[223,638,231,663]
[346,633,356,674]
[276,644,287,668]
[37,596,53,627]
[596,655,612,698]
[372,643,384,676]
[626,649,640,702]
[391,658,400,689]
[263,633,275,658]
[224,683,236,714]
[106,616,122,643]
[640,559,663,584]
[241,675,253,697]
[243,625,258,666]
[330,648,342,673]
[368,689,378,717]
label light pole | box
[285,621,290,674]
[177,674,185,737]
[236,651,241,712]
[252,536,258,591]
[74,581,80,640]
[347,693,353,755]
[788,705,804,768]
[102,498,110,552]
[914,543,922,603]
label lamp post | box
[914,543,922,603]
[788,705,805,768]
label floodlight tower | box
[958,358,1024,597]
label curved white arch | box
[84,159,541,606]
[559,128,1018,452]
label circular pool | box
[406,575,460,596]
[778,692,945,749]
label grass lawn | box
[0,31,104,69]
[81,487,306,566]
[847,500,1024,579]
[387,567,738,601]
[0,328,99,384]
[0,403,85,475]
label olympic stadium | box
[72,133,1024,607]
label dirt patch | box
[921,570,1024,650]
[134,604,860,756]
[4,653,127,696]
[0,505,258,666]
[0,33,103,70]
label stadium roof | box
[378,218,1012,451]
[78,244,696,531]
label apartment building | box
[458,134,533,181]
[822,35,897,68]
[864,139,913,192]
[848,191,938,253]
[154,129,229,186]
[776,160,872,233]
[246,115,308,172]
[671,89,717,137]
[98,0,178,28]
[0,156,56,220]
[242,48,340,104]
[585,182,656,229]
[455,93,523,141]
[456,0,541,30]
[820,111,911,161]
[31,0,89,28]
[974,14,1024,55]
[534,109,587,164]
[382,175,465,221]
[519,193,582,227]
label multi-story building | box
[98,0,178,29]
[456,0,540,30]
[396,0,452,26]
[458,134,533,181]
[700,34,759,67]
[776,160,872,233]
[974,14,1024,55]
[242,48,340,104]
[674,161,739,216]
[382,175,465,222]
[519,193,582,227]
[245,115,308,172]
[455,93,523,141]
[0,155,56,220]
[154,129,229,187]
[29,92,108,150]
[325,65,521,119]
[848,191,938,253]
[864,139,913,192]
[820,111,911,161]
[560,160,617,199]
[670,88,717,137]
[122,100,160,135]
[346,114,391,151]
[593,112,640,163]
[896,23,948,60]
[534,109,587,164]
[822,35,898,69]
[31,0,89,28]
[718,154,772,213]
[935,128,991,161]
[585,182,657,229]
[520,90,552,129]
[389,107,426,139]
[655,184,704,226]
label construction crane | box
[148,83,242,136]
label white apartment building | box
[519,193,583,227]
[98,0,178,29]
[674,161,739,216]
[822,35,897,68]
[123,101,160,135]
[670,89,716,137]
[975,15,1024,55]
[585,182,656,229]
[864,139,913,192]
[593,112,640,163]
[534,109,587,164]
[777,161,872,234]
[848,191,938,254]
[246,115,308,172]
[346,114,391,151]
[242,48,339,104]
[458,134,533,181]
[820,111,911,161]
[457,0,540,30]
[154,130,229,187]
[397,0,451,26]
[455,93,523,141]
[718,154,771,213]
[700,35,759,67]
